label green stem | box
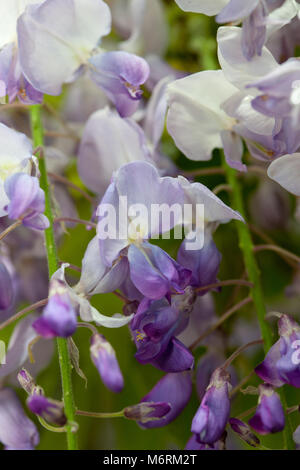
[76,410,125,419]
[30,104,78,450]
[223,161,294,450]
[224,164,272,351]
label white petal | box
[167,70,237,161]
[0,123,32,163]
[78,296,133,328]
[52,263,133,328]
[0,0,41,48]
[267,154,300,196]
[76,237,107,294]
[175,0,229,16]
[90,306,134,328]
[217,26,278,92]
[222,92,276,135]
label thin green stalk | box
[224,164,273,351]
[223,160,294,449]
[30,104,78,450]
[76,410,125,419]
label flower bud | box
[255,314,300,388]
[17,369,37,395]
[191,368,231,445]
[229,418,260,447]
[33,279,77,338]
[90,333,124,393]
[124,402,171,424]
[4,173,49,230]
[27,393,67,426]
[249,384,285,435]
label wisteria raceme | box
[0,0,299,454]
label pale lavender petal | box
[89,50,149,117]
[18,0,112,94]
[0,388,39,450]
[78,107,148,195]
[267,154,300,196]
[216,0,259,23]
[220,130,246,172]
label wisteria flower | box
[4,173,49,230]
[0,123,32,216]
[97,161,184,266]
[49,238,133,328]
[131,295,194,372]
[249,384,285,434]
[77,107,149,196]
[0,0,43,104]
[191,367,231,444]
[255,314,300,388]
[17,0,149,115]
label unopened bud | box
[90,333,124,393]
[27,393,67,426]
[17,368,37,395]
[124,402,171,424]
[33,279,77,338]
[229,418,260,447]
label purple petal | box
[177,234,221,291]
[128,243,191,300]
[33,280,77,338]
[90,334,124,393]
[139,372,192,428]
[192,369,231,444]
[255,339,285,387]
[27,393,66,426]
[249,385,285,435]
[151,337,194,373]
